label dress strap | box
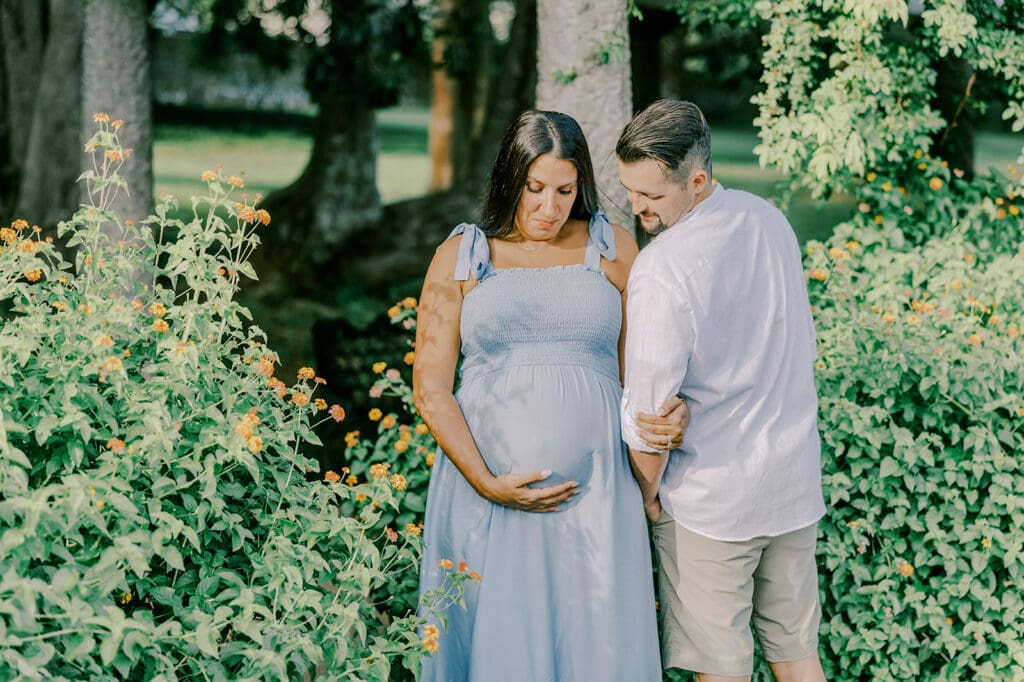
[584,211,616,270]
[445,223,493,281]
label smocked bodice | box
[445,214,622,385]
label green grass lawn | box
[154,107,1022,245]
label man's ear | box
[690,167,709,192]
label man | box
[617,99,827,682]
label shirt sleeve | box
[621,258,696,452]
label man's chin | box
[639,217,667,235]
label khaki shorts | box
[652,513,821,677]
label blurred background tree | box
[0,0,85,228]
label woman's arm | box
[412,237,578,512]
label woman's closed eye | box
[526,185,576,195]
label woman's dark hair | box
[480,110,599,238]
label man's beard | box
[640,215,669,235]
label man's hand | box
[637,395,691,451]
[479,470,579,512]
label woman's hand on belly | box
[479,470,579,512]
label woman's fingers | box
[493,472,578,511]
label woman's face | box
[513,152,579,242]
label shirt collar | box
[664,182,725,234]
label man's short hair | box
[616,100,712,182]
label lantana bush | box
[0,117,460,680]
[804,208,1023,680]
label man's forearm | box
[628,448,669,505]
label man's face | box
[617,158,701,235]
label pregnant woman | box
[412,110,685,681]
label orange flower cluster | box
[101,357,123,373]
[422,623,440,654]
[233,411,263,452]
[324,470,342,484]
[369,463,390,479]
[330,404,346,422]
[107,437,127,454]
[390,473,407,490]
[910,299,935,314]
[297,366,316,380]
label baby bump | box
[457,365,622,488]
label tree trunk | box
[629,7,679,114]
[536,0,632,226]
[81,0,153,227]
[427,0,456,192]
[464,0,536,190]
[17,0,83,228]
[252,0,381,289]
[0,0,44,218]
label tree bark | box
[0,0,44,217]
[464,0,536,190]
[17,0,83,228]
[81,0,153,227]
[427,3,456,192]
[252,0,381,288]
[536,0,632,226]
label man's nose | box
[630,194,646,215]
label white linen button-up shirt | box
[621,184,825,542]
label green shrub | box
[802,215,1023,680]
[342,303,437,617]
[743,0,1024,201]
[0,117,459,680]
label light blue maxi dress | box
[418,213,661,682]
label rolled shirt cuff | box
[621,389,659,453]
